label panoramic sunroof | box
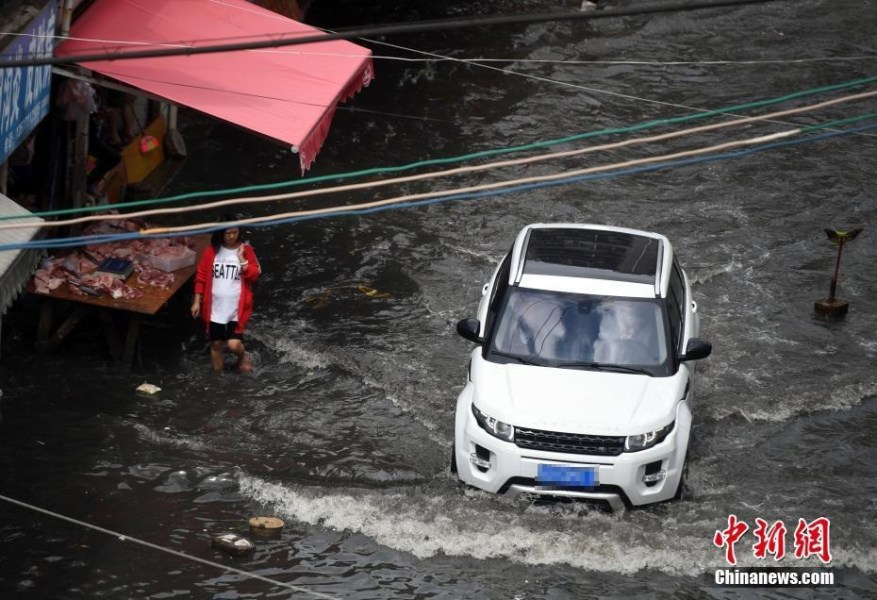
[522,228,659,284]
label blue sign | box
[0,1,55,164]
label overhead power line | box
[6,29,876,66]
[3,73,876,224]
[130,119,877,237]
[2,117,876,252]
[0,72,877,223]
[0,0,786,68]
[4,89,875,234]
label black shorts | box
[209,321,243,342]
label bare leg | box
[228,339,252,373]
[210,340,225,372]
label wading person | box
[191,217,261,373]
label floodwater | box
[2,0,877,598]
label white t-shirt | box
[210,246,242,324]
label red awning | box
[56,0,374,172]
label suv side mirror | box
[456,318,483,344]
[680,338,712,362]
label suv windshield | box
[488,287,671,375]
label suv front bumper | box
[455,408,687,509]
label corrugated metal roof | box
[0,193,44,315]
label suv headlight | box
[472,404,515,442]
[624,422,674,452]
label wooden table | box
[28,235,209,365]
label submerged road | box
[2,0,876,597]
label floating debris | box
[356,285,390,299]
[135,383,162,395]
[249,516,284,538]
[304,283,391,308]
[211,533,255,556]
[303,289,332,309]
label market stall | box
[27,219,208,365]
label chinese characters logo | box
[714,515,831,565]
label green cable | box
[800,111,877,133]
[7,73,877,222]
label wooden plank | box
[37,299,53,344]
[123,314,142,366]
[42,304,88,353]
[98,309,123,361]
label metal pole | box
[828,240,844,300]
[60,0,73,38]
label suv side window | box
[667,259,686,351]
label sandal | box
[236,355,254,374]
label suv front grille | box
[515,427,625,456]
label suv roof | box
[508,224,673,298]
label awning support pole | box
[71,114,89,209]
[164,104,187,159]
[61,0,73,38]
[59,0,88,208]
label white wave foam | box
[240,474,877,575]
[689,257,742,285]
[833,546,877,573]
[133,423,209,450]
[443,243,500,264]
[266,336,331,370]
[238,474,711,576]
[243,319,332,370]
[360,371,450,447]
[703,377,877,423]
[855,336,877,357]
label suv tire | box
[673,452,689,501]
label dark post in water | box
[814,228,863,319]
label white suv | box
[452,223,711,510]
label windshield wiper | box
[490,350,547,367]
[557,362,653,376]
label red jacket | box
[194,243,261,334]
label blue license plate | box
[537,464,598,488]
